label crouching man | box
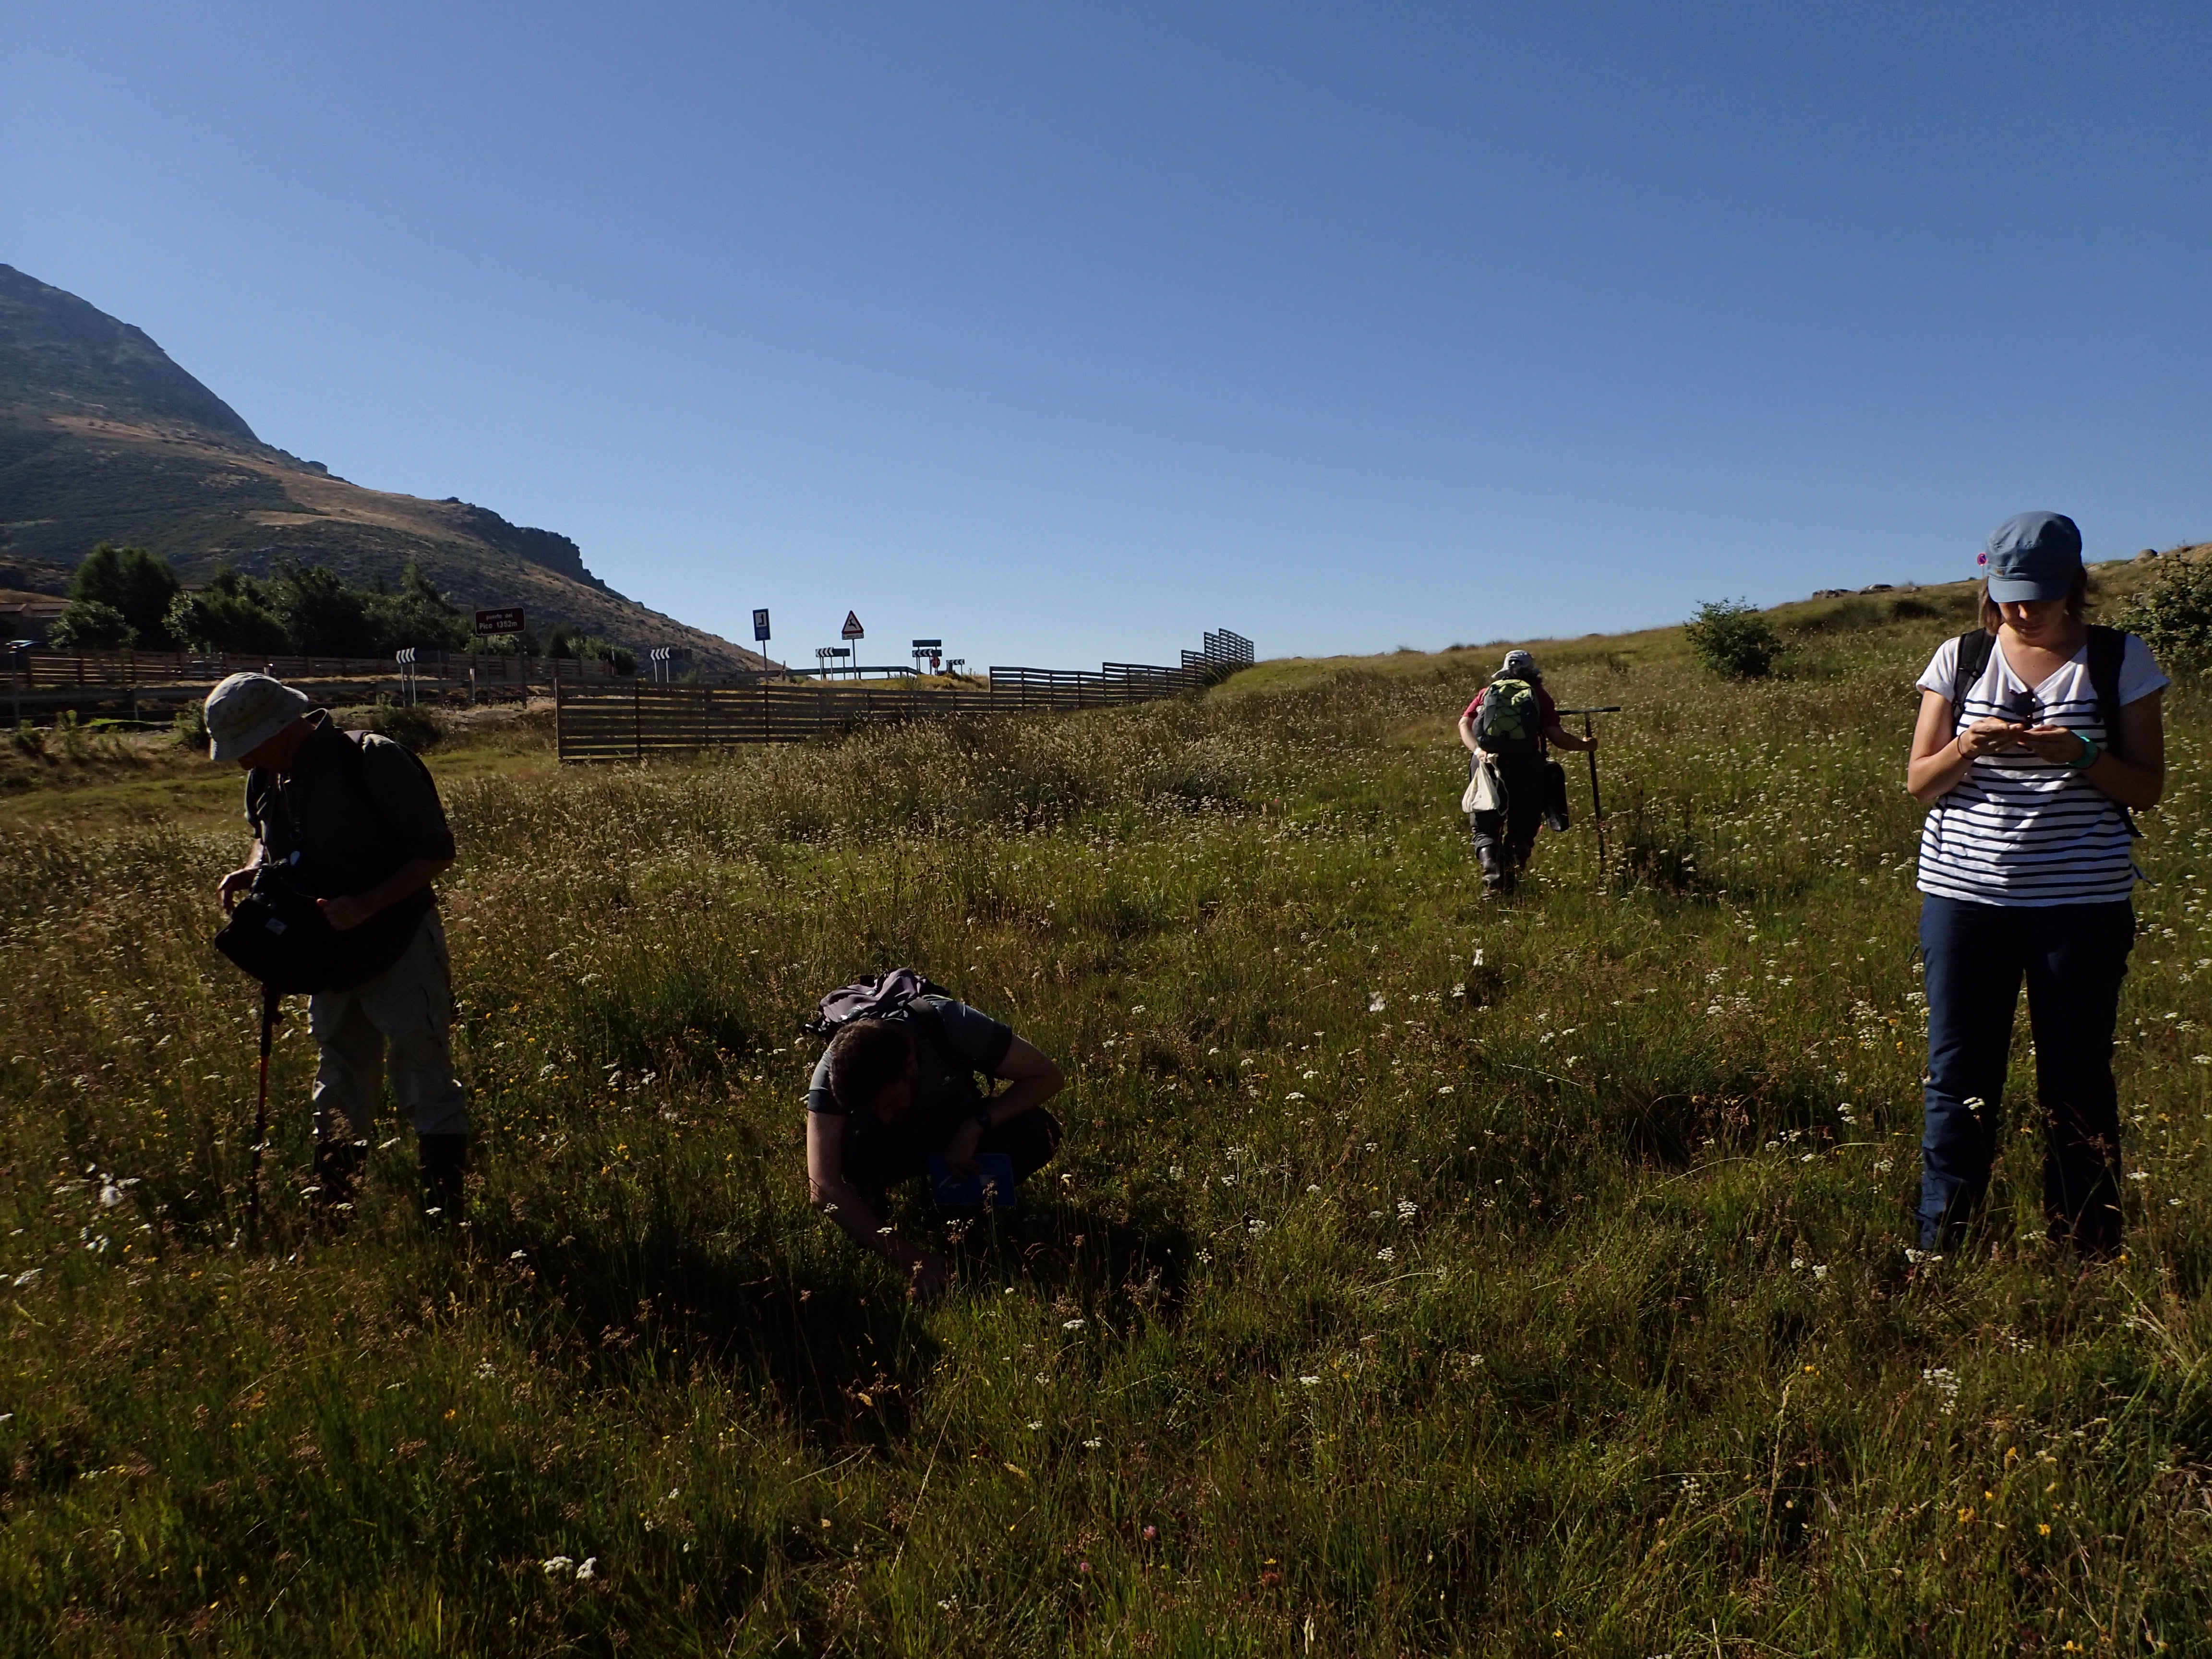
[205,673,470,1222]
[805,979,1064,1298]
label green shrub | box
[364,561,472,654]
[69,543,181,649]
[172,699,209,749]
[1683,598,1783,679]
[2113,552,2212,670]
[166,567,289,654]
[328,702,445,751]
[47,598,135,649]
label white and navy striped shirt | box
[1914,632,2167,907]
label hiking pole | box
[1556,707,1622,875]
[246,984,278,1241]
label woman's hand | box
[1957,715,2033,760]
[2013,725,2092,766]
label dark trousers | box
[1918,895,2133,1252]
[1471,750,1545,890]
[844,1107,1063,1208]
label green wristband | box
[2065,733,2100,771]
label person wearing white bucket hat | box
[205,673,470,1224]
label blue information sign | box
[753,608,771,642]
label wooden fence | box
[2,647,618,692]
[555,663,1214,762]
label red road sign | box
[841,611,865,640]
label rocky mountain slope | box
[0,264,765,669]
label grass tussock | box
[3,592,2212,1653]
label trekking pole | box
[245,984,278,1240]
[1556,707,1622,875]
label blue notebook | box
[926,1152,1018,1208]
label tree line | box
[46,545,637,672]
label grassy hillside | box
[0,264,764,670]
[3,586,2209,1654]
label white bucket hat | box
[204,672,311,762]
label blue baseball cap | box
[1980,511,2082,602]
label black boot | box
[309,1139,367,1229]
[419,1134,469,1223]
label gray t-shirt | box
[805,996,1013,1118]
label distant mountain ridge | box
[0,263,257,442]
[0,264,763,669]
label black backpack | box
[214,727,442,994]
[1949,623,2139,835]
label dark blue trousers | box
[1918,895,2133,1253]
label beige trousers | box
[307,910,469,1141]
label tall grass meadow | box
[3,600,2210,1653]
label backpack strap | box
[2084,625,2126,760]
[1949,628,1996,735]
[2083,625,2142,840]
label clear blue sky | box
[5,3,2208,667]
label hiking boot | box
[308,1139,367,1229]
[419,1134,469,1223]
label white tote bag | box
[1461,754,1503,815]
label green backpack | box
[1475,677,1543,752]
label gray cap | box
[1500,649,1540,680]
[1982,512,2082,603]
[204,672,310,762]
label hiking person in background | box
[1906,512,2167,1258]
[805,971,1065,1299]
[206,673,471,1224]
[1458,649,1597,896]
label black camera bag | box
[213,859,352,995]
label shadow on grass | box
[932,1200,1195,1318]
[482,1199,1192,1450]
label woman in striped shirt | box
[1905,512,2168,1256]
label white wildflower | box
[542,1555,574,1575]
